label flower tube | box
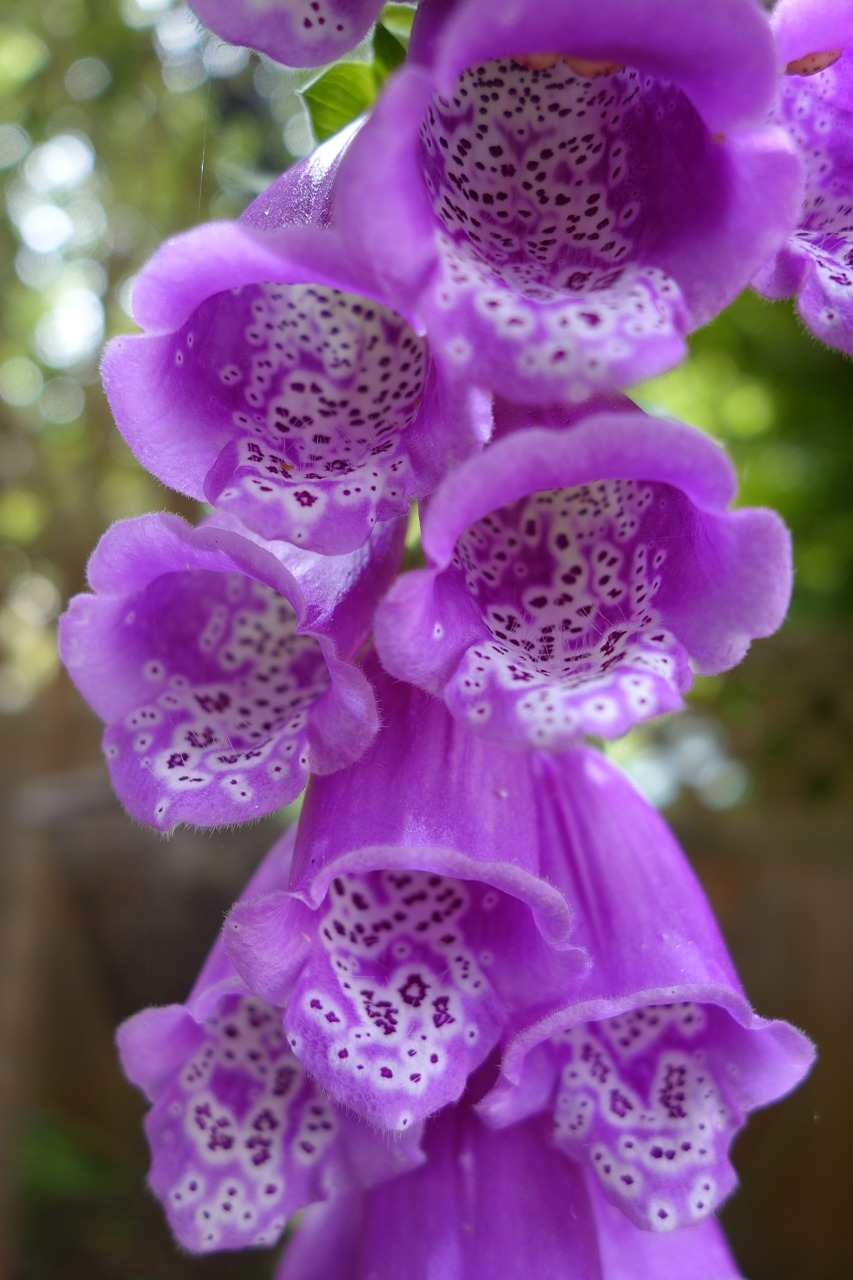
[102,148,490,556]
[117,828,424,1254]
[225,659,588,1132]
[479,748,815,1234]
[59,512,403,830]
[753,0,853,354]
[375,400,791,750]
[274,1077,745,1280]
[334,0,802,402]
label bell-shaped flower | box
[333,0,803,403]
[752,0,853,354]
[375,400,792,751]
[274,1070,746,1280]
[116,827,424,1254]
[479,748,815,1235]
[225,658,588,1133]
[187,0,385,68]
[59,511,403,831]
[102,137,491,557]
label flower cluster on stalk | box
[59,0,850,1274]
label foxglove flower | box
[479,748,814,1234]
[334,0,802,402]
[117,827,424,1254]
[102,157,490,556]
[225,659,588,1132]
[188,0,386,68]
[753,0,853,354]
[59,512,403,831]
[375,400,791,750]
[274,1075,745,1280]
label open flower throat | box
[213,282,427,480]
[419,56,710,298]
[446,477,689,742]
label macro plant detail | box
[53,0,847,1275]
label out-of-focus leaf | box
[0,26,50,96]
[373,22,407,77]
[302,62,377,141]
[381,3,416,40]
[22,1115,114,1200]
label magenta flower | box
[752,0,853,353]
[224,659,588,1132]
[375,400,792,751]
[480,748,814,1234]
[187,0,385,67]
[274,1078,746,1280]
[117,828,423,1254]
[333,0,803,402]
[102,154,490,556]
[59,512,403,831]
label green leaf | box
[380,3,416,41]
[300,63,376,142]
[301,62,377,142]
[373,23,407,79]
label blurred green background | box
[1,3,851,1278]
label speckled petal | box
[771,0,851,67]
[336,0,802,401]
[273,1097,744,1279]
[225,658,589,1131]
[274,1102,601,1280]
[753,3,853,354]
[412,0,778,129]
[587,1171,744,1279]
[117,828,423,1255]
[104,210,489,556]
[375,402,791,750]
[479,748,815,1234]
[59,513,402,831]
[188,0,384,67]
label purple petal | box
[104,216,490,555]
[116,827,423,1255]
[188,0,384,67]
[274,1104,601,1280]
[274,1094,743,1279]
[137,993,420,1253]
[336,1,801,400]
[59,513,395,830]
[225,658,589,1130]
[753,6,853,354]
[771,0,852,67]
[480,748,815,1233]
[414,0,778,129]
[375,404,791,750]
[587,1171,744,1278]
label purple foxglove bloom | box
[102,150,490,557]
[117,827,424,1254]
[187,0,385,68]
[274,1084,745,1280]
[479,748,815,1234]
[225,658,588,1132]
[333,0,803,403]
[59,511,403,831]
[752,0,853,353]
[374,400,792,751]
